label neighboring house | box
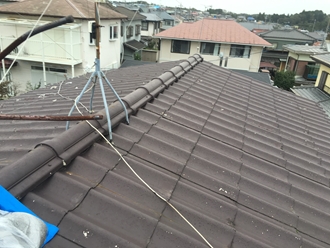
[0,0,126,91]
[311,53,330,93]
[236,15,246,22]
[154,18,271,72]
[151,10,175,30]
[259,29,316,70]
[2,55,330,247]
[140,13,162,39]
[291,53,330,118]
[283,45,327,81]
[291,52,330,117]
[108,5,146,61]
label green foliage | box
[0,81,20,99]
[26,81,41,92]
[274,71,295,91]
[134,53,141,61]
[268,10,329,31]
[207,8,223,15]
[147,40,156,49]
[0,81,11,99]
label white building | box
[154,19,272,72]
[0,0,126,92]
[110,6,146,61]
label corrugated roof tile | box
[2,56,330,247]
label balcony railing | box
[0,23,82,65]
[303,64,320,80]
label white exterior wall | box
[141,22,159,37]
[0,15,122,92]
[81,19,121,71]
[159,39,263,72]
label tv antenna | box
[66,1,129,141]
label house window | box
[171,40,190,54]
[135,25,141,35]
[121,25,123,37]
[31,66,67,73]
[110,26,118,40]
[164,20,173,26]
[318,71,329,90]
[127,26,133,38]
[200,42,220,56]
[142,21,148,31]
[230,45,251,58]
[89,21,96,45]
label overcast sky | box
[158,0,330,15]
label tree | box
[274,71,295,91]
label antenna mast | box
[66,1,129,141]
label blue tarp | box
[0,185,59,246]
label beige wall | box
[315,64,330,90]
[287,52,314,62]
[159,39,263,72]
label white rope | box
[0,0,54,84]
[72,97,214,248]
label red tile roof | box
[155,19,271,47]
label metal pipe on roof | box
[0,114,103,121]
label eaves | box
[310,55,330,67]
[154,37,271,47]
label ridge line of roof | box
[0,54,204,198]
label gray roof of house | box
[141,13,162,21]
[124,39,146,51]
[120,60,156,68]
[239,22,274,31]
[230,69,272,85]
[283,45,327,54]
[2,55,330,248]
[152,10,174,20]
[260,29,316,42]
[111,5,146,20]
[307,31,326,41]
[291,86,330,118]
[311,53,330,67]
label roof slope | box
[311,53,330,66]
[0,0,127,19]
[291,86,330,118]
[0,60,181,169]
[141,12,162,21]
[2,56,330,247]
[111,5,146,20]
[155,19,271,46]
[260,29,316,42]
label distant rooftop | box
[140,12,162,21]
[260,29,316,42]
[283,45,328,55]
[155,19,271,47]
[311,53,330,66]
[239,22,274,31]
